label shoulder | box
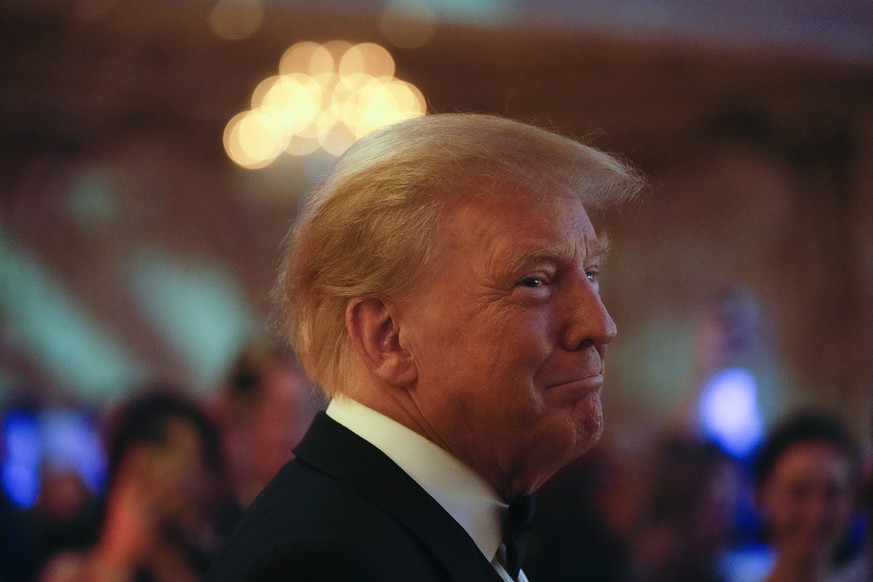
[226,458,400,544]
[210,541,452,582]
[206,461,447,582]
[208,536,446,582]
[242,543,389,581]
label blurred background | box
[1,1,872,575]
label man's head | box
[220,338,321,504]
[274,113,642,496]
[103,388,223,525]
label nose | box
[562,274,617,351]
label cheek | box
[775,506,801,529]
[821,490,855,530]
[763,489,789,514]
[766,494,807,535]
[434,323,543,386]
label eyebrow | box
[505,234,612,274]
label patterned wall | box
[2,2,871,445]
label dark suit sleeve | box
[248,543,386,582]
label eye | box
[518,277,545,288]
[585,268,600,283]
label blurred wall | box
[1,1,871,443]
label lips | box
[537,349,604,391]
[545,372,603,392]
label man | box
[216,338,322,509]
[206,113,643,581]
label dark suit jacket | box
[205,412,504,581]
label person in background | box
[631,433,742,582]
[524,439,638,581]
[725,411,863,582]
[40,388,227,582]
[26,465,101,579]
[213,338,322,510]
[205,113,644,581]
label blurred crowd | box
[1,338,323,582]
[525,410,872,582]
[1,335,870,582]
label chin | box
[544,407,603,472]
[523,422,602,495]
[572,423,602,460]
[514,396,604,492]
[572,391,604,452]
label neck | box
[337,386,546,500]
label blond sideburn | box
[273,113,644,395]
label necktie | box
[502,495,535,580]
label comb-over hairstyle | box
[274,113,644,394]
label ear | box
[346,296,417,388]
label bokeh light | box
[225,41,427,168]
[339,42,396,78]
[224,111,284,170]
[699,367,764,458]
[208,0,264,41]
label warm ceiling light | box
[339,42,396,78]
[208,0,264,41]
[224,110,284,169]
[225,41,427,168]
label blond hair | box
[273,114,643,395]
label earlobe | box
[346,296,417,387]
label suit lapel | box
[294,412,502,581]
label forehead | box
[164,417,202,448]
[441,189,601,262]
[771,441,852,482]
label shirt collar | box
[326,396,508,561]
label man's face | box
[249,360,313,481]
[397,189,616,497]
[136,418,209,525]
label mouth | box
[546,373,603,393]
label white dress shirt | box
[326,397,528,582]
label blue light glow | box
[1,408,107,508]
[699,367,764,458]
[40,409,106,493]
[2,411,41,508]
